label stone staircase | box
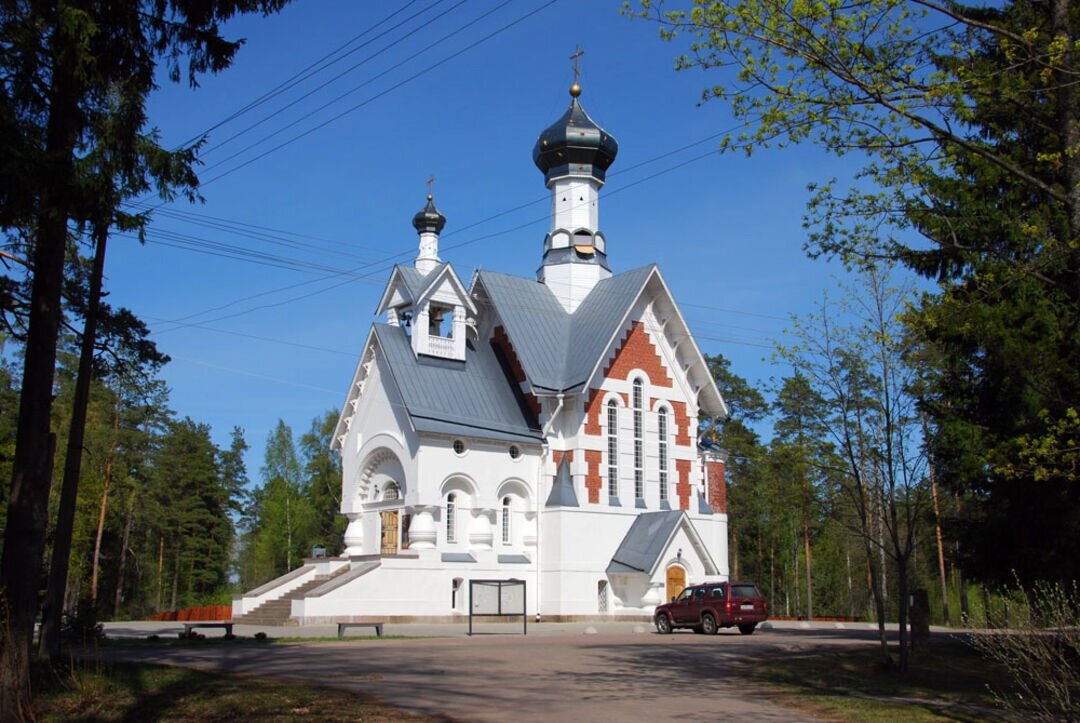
[233,566,350,626]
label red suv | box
[654,581,768,635]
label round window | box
[453,439,467,455]
[509,445,521,460]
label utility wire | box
[200,0,474,161]
[144,119,752,329]
[197,0,560,188]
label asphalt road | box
[97,623,897,721]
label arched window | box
[633,378,644,500]
[658,408,669,502]
[384,482,400,501]
[606,400,619,499]
[501,496,512,545]
[446,493,457,543]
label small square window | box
[453,439,467,456]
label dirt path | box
[100,628,859,721]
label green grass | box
[744,638,1013,721]
[32,660,423,722]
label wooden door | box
[380,511,398,555]
[665,565,686,603]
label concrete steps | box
[234,567,350,626]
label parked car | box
[654,581,768,635]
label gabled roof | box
[375,263,445,316]
[373,324,541,443]
[375,263,477,318]
[606,510,719,576]
[473,265,726,418]
[474,265,655,392]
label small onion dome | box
[412,194,446,234]
[533,85,618,184]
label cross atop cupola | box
[375,189,476,362]
[533,51,619,312]
[413,178,446,275]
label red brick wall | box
[669,400,692,447]
[583,388,602,436]
[584,449,602,504]
[706,458,727,514]
[491,325,540,424]
[676,459,692,510]
[552,449,574,467]
[604,321,672,387]
[491,326,526,382]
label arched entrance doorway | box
[665,565,686,602]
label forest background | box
[2,0,1079,704]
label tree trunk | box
[803,511,814,621]
[730,525,740,580]
[0,23,79,717]
[863,534,891,666]
[169,544,180,612]
[90,408,119,606]
[113,490,136,619]
[156,534,164,612]
[929,460,949,626]
[1051,0,1080,285]
[39,221,110,661]
[896,562,910,673]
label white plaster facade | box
[233,85,732,623]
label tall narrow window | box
[446,493,457,543]
[606,400,619,498]
[633,379,644,500]
[658,408,669,501]
[501,496,511,544]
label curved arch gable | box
[439,474,478,500]
[356,447,407,504]
[495,478,534,512]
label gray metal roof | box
[606,510,684,574]
[477,265,656,392]
[374,324,542,443]
[545,456,579,507]
[697,491,713,515]
[395,263,446,302]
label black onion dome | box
[533,89,618,184]
[412,195,446,234]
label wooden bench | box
[182,621,234,637]
[336,622,384,638]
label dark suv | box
[654,581,768,635]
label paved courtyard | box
[99,621,902,721]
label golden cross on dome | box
[570,45,584,84]
[426,175,435,200]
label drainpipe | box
[536,393,565,622]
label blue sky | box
[105,0,862,481]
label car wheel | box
[701,613,718,635]
[738,623,756,635]
[655,614,673,634]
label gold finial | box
[569,45,583,97]
[426,175,435,201]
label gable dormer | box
[409,264,475,360]
[374,194,476,362]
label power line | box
[197,0,560,187]
[144,121,752,331]
[200,0,473,160]
[177,1,430,149]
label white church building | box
[233,80,731,623]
